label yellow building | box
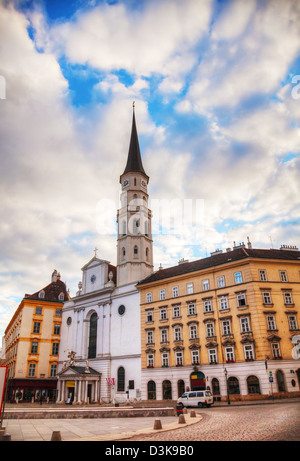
[2,270,69,402]
[137,244,300,402]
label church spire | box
[121,102,148,179]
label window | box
[174,327,182,341]
[160,308,167,320]
[225,347,235,362]
[117,367,125,391]
[262,291,272,304]
[122,247,126,259]
[222,320,231,335]
[217,276,225,288]
[147,381,156,400]
[244,344,254,360]
[38,291,45,299]
[162,352,169,367]
[189,324,198,339]
[234,272,243,284]
[284,292,293,305]
[272,343,281,358]
[202,279,209,291]
[35,307,42,315]
[173,305,181,318]
[53,324,60,335]
[88,312,97,359]
[31,341,38,354]
[219,296,229,311]
[237,293,246,307]
[259,270,267,281]
[55,309,62,317]
[146,292,152,303]
[175,351,183,366]
[188,303,196,315]
[288,315,298,330]
[240,317,250,333]
[133,245,138,256]
[206,322,215,337]
[50,364,57,377]
[186,283,194,294]
[267,315,277,330]
[28,364,36,377]
[161,329,168,343]
[204,299,212,312]
[147,354,154,367]
[279,270,288,282]
[147,330,154,344]
[208,349,217,364]
[33,322,40,334]
[52,343,59,355]
[159,289,166,300]
[172,286,179,297]
[247,376,260,394]
[146,310,153,323]
[58,292,64,301]
[191,350,200,364]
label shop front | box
[6,378,58,403]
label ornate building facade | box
[57,106,154,404]
[137,244,300,401]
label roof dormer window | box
[38,290,45,299]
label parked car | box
[177,390,214,408]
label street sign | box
[269,377,274,383]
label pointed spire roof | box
[122,103,148,179]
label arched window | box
[117,367,125,392]
[162,380,172,400]
[134,245,138,256]
[133,193,138,205]
[146,247,149,260]
[228,377,240,395]
[121,247,126,261]
[145,220,149,236]
[122,221,126,236]
[147,381,156,400]
[177,379,185,398]
[247,375,261,394]
[38,290,45,299]
[88,312,97,359]
[276,370,286,392]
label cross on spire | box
[93,247,98,258]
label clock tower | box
[117,105,153,286]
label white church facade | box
[56,106,153,404]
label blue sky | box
[0,0,300,338]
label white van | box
[177,390,214,408]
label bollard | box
[183,408,187,414]
[2,433,11,441]
[0,429,6,441]
[176,405,183,417]
[178,414,186,424]
[153,419,162,430]
[190,410,196,418]
[51,431,62,441]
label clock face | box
[91,275,96,283]
[122,178,130,188]
[118,305,126,316]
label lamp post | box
[224,368,231,405]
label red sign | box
[0,366,8,423]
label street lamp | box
[224,368,231,405]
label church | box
[56,105,153,404]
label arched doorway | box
[147,381,156,400]
[162,380,172,400]
[276,370,286,392]
[247,375,261,394]
[212,378,220,396]
[177,379,185,398]
[228,377,240,395]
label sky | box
[0,0,300,338]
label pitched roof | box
[25,278,69,303]
[121,108,148,179]
[136,247,300,286]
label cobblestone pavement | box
[125,402,300,442]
